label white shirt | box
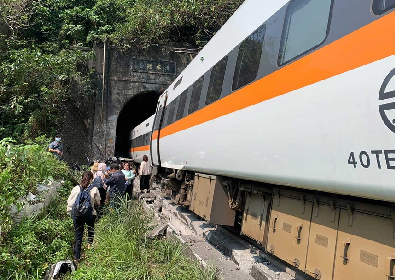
[139,161,152,176]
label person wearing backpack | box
[67,171,100,262]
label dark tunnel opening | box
[115,90,160,158]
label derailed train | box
[129,0,395,279]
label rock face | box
[9,180,63,223]
[60,44,192,165]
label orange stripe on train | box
[130,145,150,152]
[152,11,395,141]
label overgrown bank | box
[0,181,75,279]
[66,202,217,280]
[0,137,73,234]
[0,137,78,279]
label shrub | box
[0,173,75,279]
[0,136,70,234]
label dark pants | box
[97,187,107,217]
[72,215,96,260]
[125,181,133,200]
[140,175,150,191]
[109,191,124,209]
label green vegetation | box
[109,0,244,48]
[0,182,75,279]
[0,136,71,233]
[0,0,243,142]
[66,201,217,280]
[0,136,79,279]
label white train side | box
[129,115,154,164]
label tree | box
[0,0,33,37]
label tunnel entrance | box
[115,90,160,157]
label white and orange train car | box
[130,0,395,279]
[129,115,154,164]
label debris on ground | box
[148,223,168,239]
[44,260,77,280]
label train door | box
[150,92,168,166]
[241,193,270,246]
[333,204,395,280]
[304,200,340,280]
[266,192,313,270]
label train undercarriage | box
[154,167,395,280]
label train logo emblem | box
[379,68,395,133]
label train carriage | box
[130,0,395,279]
[129,115,154,164]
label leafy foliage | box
[0,47,94,139]
[111,0,244,48]
[0,136,70,233]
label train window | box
[166,100,176,126]
[176,89,188,121]
[189,75,204,114]
[279,0,332,65]
[162,106,170,128]
[232,25,266,91]
[153,105,163,131]
[373,0,395,14]
[206,56,228,105]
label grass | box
[0,180,75,280]
[66,200,217,280]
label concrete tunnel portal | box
[114,90,160,158]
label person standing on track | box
[139,155,151,193]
